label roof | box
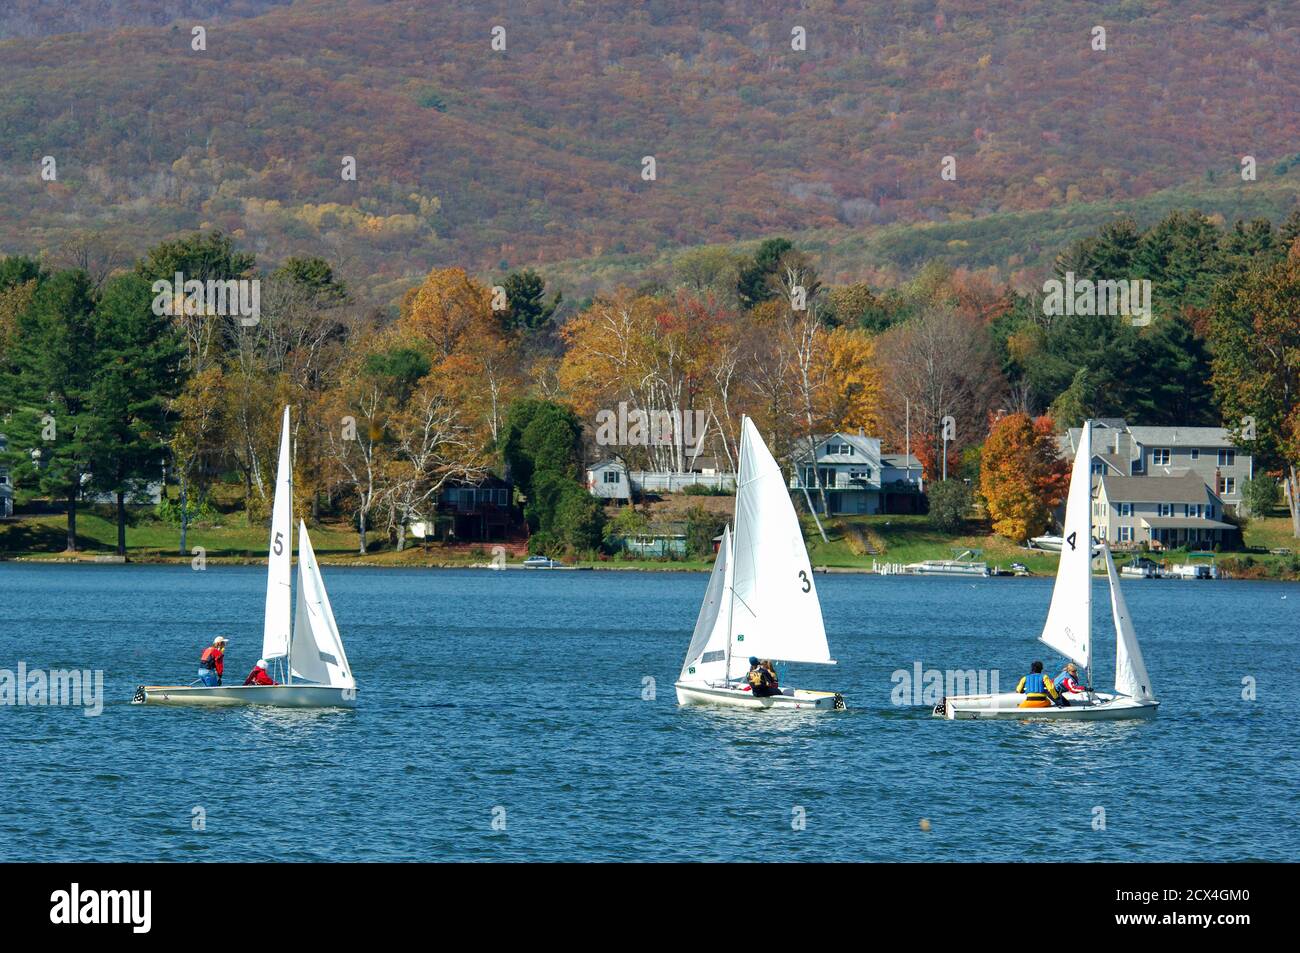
[1064,421,1244,458]
[1139,517,1236,530]
[796,432,880,463]
[881,452,923,469]
[588,459,627,472]
[1127,426,1237,448]
[1099,472,1218,504]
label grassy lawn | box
[805,514,1061,574]
[6,506,1300,578]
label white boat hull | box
[935,690,1157,721]
[675,681,845,710]
[133,683,357,709]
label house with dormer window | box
[788,431,924,515]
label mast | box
[724,416,746,683]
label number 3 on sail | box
[674,417,846,711]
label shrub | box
[927,479,973,534]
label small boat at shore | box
[905,550,988,576]
[674,417,845,711]
[936,420,1157,721]
[134,407,357,709]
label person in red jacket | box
[1053,662,1087,706]
[243,659,277,686]
[197,636,229,687]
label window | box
[602,471,620,484]
[1119,526,1133,542]
[849,469,871,481]
[1152,448,1170,466]
[1220,477,1236,497]
[1119,502,1133,517]
[1190,448,1200,461]
[1218,449,1235,467]
[1091,461,1105,475]
[1157,503,1173,517]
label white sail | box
[291,521,355,689]
[1103,547,1154,702]
[261,405,293,664]
[679,525,733,682]
[1039,419,1093,670]
[727,417,832,677]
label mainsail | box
[291,520,355,689]
[1104,546,1154,701]
[1040,419,1093,671]
[261,405,294,664]
[679,525,733,682]
[727,417,832,677]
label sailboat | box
[134,407,358,708]
[674,417,845,710]
[936,419,1157,720]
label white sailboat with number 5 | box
[675,417,845,711]
[134,407,358,708]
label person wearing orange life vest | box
[1015,660,1059,708]
[243,658,276,686]
[197,636,229,687]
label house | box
[788,432,924,515]
[585,459,736,501]
[423,475,513,541]
[619,522,689,558]
[0,434,11,518]
[1063,419,1253,512]
[1094,473,1236,550]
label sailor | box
[197,636,229,687]
[243,659,277,686]
[1014,660,1059,708]
[1053,662,1086,705]
[747,657,782,698]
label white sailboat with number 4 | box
[935,419,1157,720]
[134,407,358,708]
[675,417,845,711]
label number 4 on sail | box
[674,417,846,711]
[133,407,358,708]
[935,419,1156,721]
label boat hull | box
[675,681,845,710]
[935,691,1157,721]
[132,684,357,708]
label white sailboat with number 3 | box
[936,419,1157,720]
[134,407,358,708]
[675,417,845,710]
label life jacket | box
[1055,670,1081,692]
[199,646,221,670]
[1021,672,1049,698]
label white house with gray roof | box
[789,431,924,515]
[1094,472,1235,549]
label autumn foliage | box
[979,413,1069,542]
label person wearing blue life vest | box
[1052,662,1087,706]
[1014,660,1059,708]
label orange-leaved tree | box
[980,412,1068,541]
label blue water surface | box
[0,563,1295,861]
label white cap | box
[256,659,267,668]
[213,636,229,644]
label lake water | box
[0,563,1295,861]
